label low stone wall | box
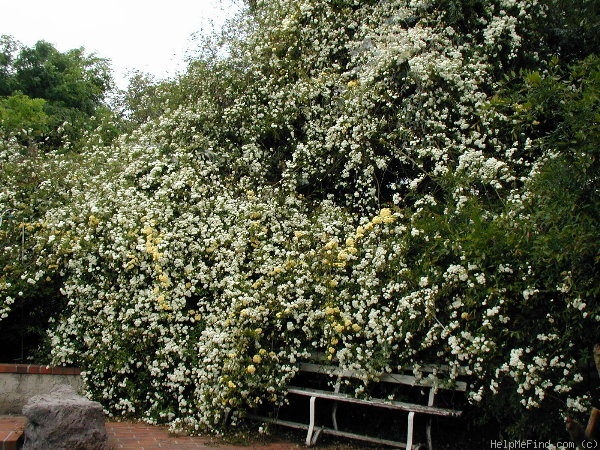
[0,364,82,414]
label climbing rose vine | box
[1,0,597,440]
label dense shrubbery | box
[0,36,120,361]
[0,0,598,442]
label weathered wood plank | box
[298,362,468,391]
[287,386,463,417]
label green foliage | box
[115,71,188,127]
[0,36,115,149]
[1,0,598,444]
[0,37,118,362]
[11,40,110,113]
[0,143,74,362]
[0,93,48,139]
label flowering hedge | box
[1,0,598,441]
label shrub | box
[2,0,597,441]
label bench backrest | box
[298,362,468,392]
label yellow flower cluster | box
[143,225,163,261]
[157,297,172,311]
[322,209,396,270]
[124,252,138,271]
[88,215,100,227]
[355,208,396,240]
[293,230,307,239]
[142,225,173,312]
[324,304,362,360]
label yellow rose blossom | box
[227,381,236,388]
[333,323,344,333]
[252,354,262,364]
[246,364,256,374]
[158,273,170,286]
[324,240,337,250]
[88,215,100,226]
[325,306,336,315]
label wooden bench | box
[251,362,467,449]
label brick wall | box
[0,364,80,376]
[0,364,82,414]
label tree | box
[0,36,113,148]
[0,35,18,96]
[0,93,48,139]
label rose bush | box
[1,0,597,441]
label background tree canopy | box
[0,35,113,148]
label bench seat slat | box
[298,362,468,392]
[287,386,462,417]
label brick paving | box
[106,421,300,449]
[0,416,300,450]
[0,416,25,450]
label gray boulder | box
[22,384,109,450]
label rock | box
[22,384,109,450]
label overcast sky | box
[0,0,239,89]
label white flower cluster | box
[2,0,596,436]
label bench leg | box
[306,396,322,447]
[332,401,339,431]
[332,377,341,431]
[221,407,232,427]
[426,386,435,449]
[426,418,433,450]
[406,411,415,450]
